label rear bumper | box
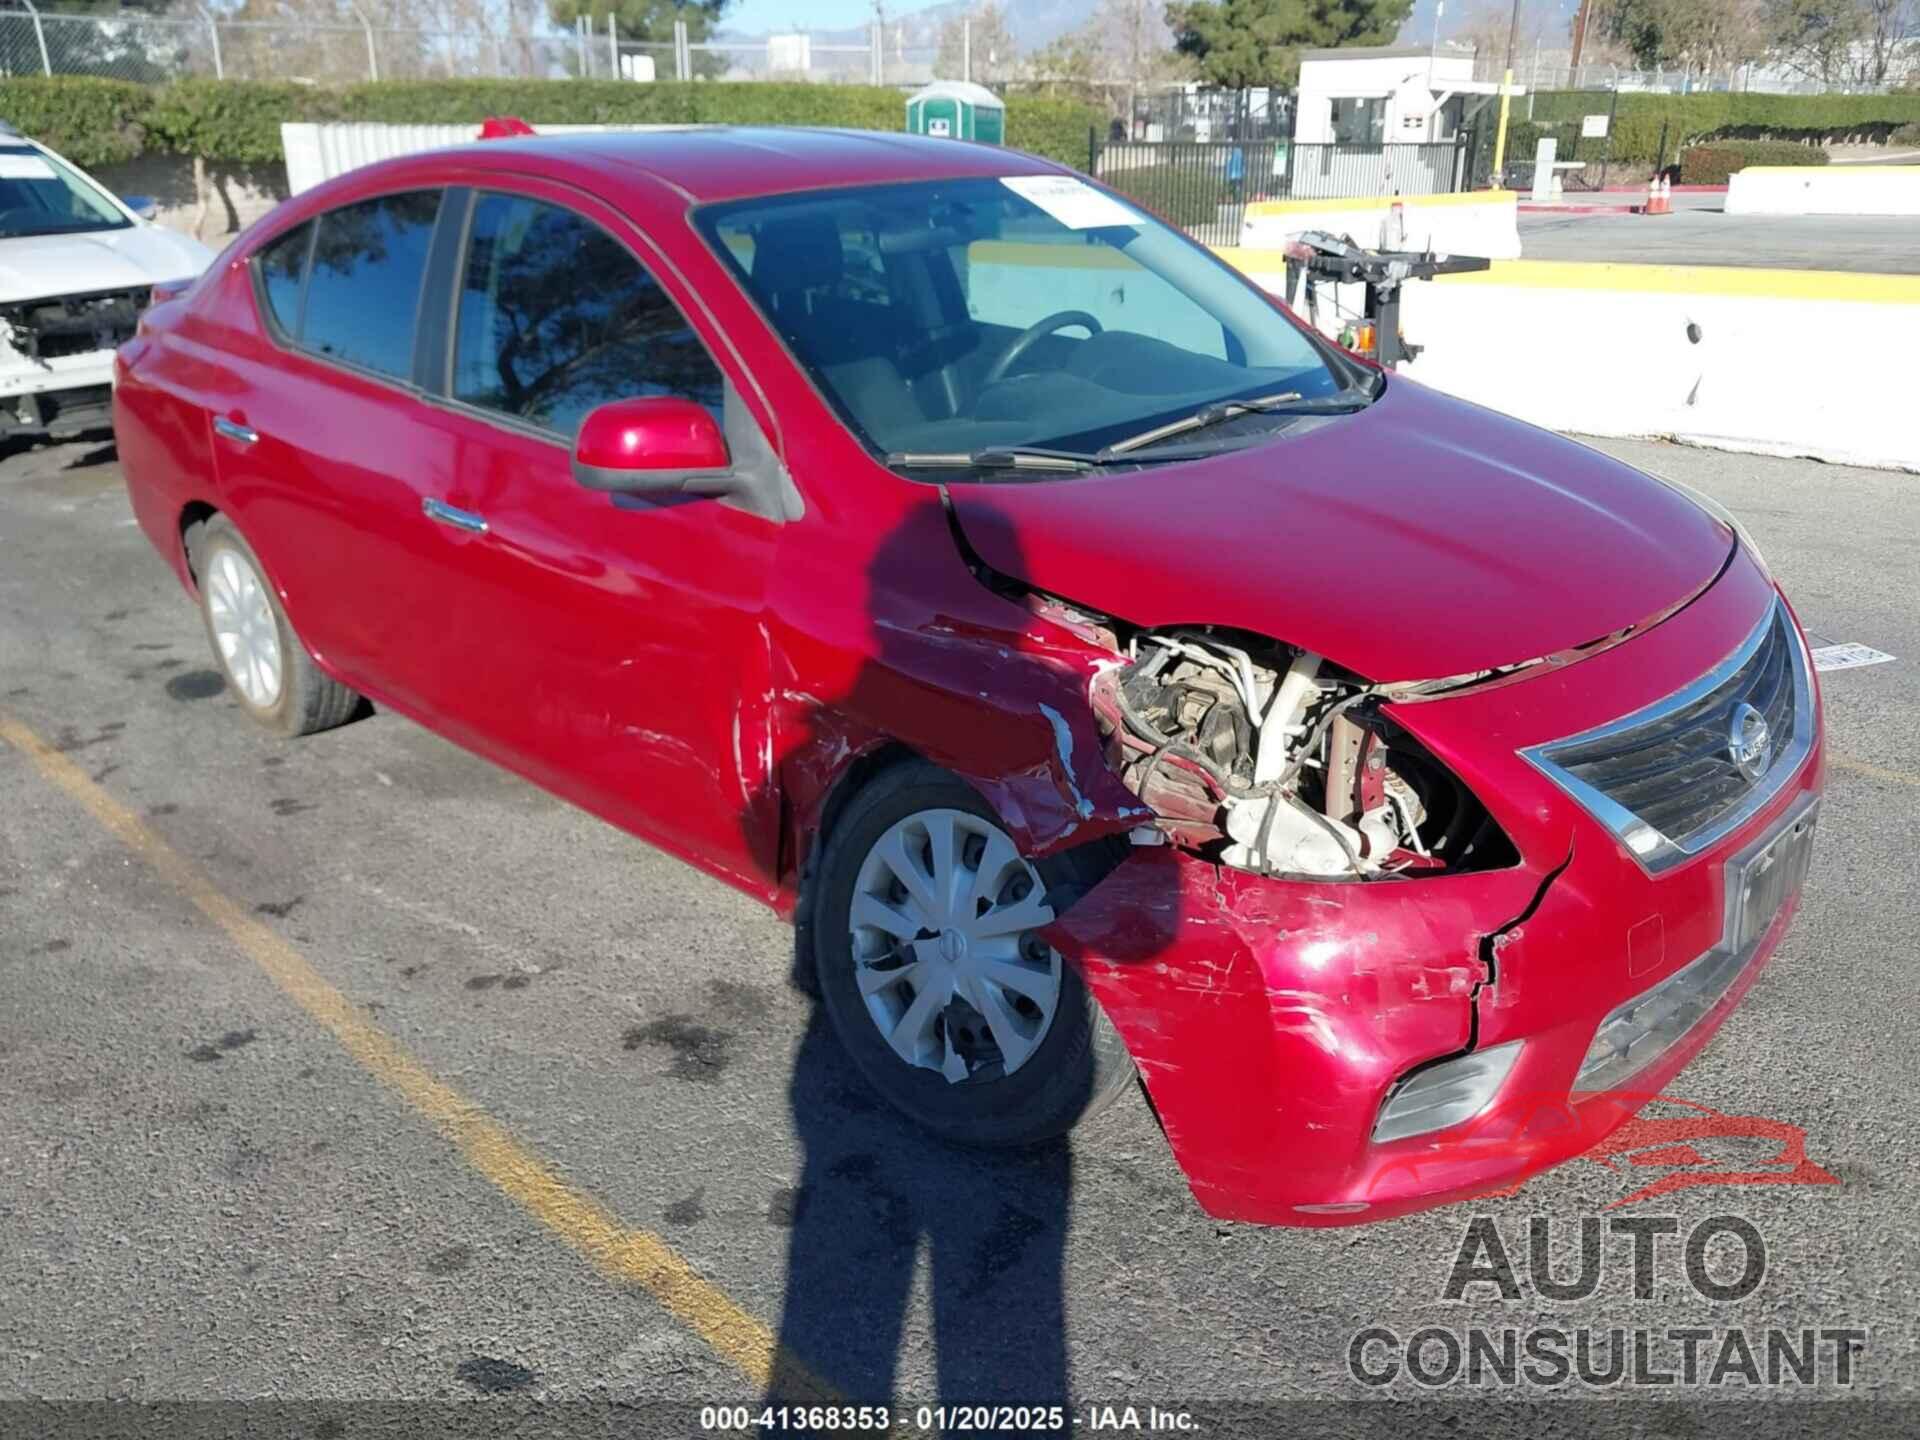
[1046,564,1824,1228]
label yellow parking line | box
[0,711,829,1403]
[1829,754,1920,788]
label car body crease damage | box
[1041,840,1558,1222]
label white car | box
[1,122,213,443]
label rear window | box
[254,222,312,337]
[297,191,442,379]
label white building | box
[1294,44,1510,146]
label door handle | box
[422,497,488,535]
[213,416,258,444]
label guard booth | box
[905,81,1004,145]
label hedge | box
[0,76,1100,175]
[1101,164,1230,227]
[1518,90,1920,166]
[0,76,149,170]
[1679,140,1829,185]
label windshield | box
[0,145,131,241]
[696,175,1351,472]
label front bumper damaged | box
[1045,555,1823,1227]
[1,287,148,437]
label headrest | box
[751,214,844,301]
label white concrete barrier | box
[281,121,696,195]
[1726,164,1920,217]
[1218,252,1920,472]
[1238,191,1521,261]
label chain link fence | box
[1,8,906,85]
[1489,47,1912,97]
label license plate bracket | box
[1728,797,1817,956]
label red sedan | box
[112,129,1821,1226]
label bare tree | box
[1592,0,1766,73]
[936,2,1018,82]
[1856,0,1918,82]
[1761,0,1868,83]
[1025,0,1189,125]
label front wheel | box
[810,761,1135,1147]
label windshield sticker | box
[0,153,58,181]
[999,175,1143,230]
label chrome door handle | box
[422,497,488,534]
[213,416,258,444]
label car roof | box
[363,126,1066,208]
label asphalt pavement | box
[1517,193,1920,273]
[1,430,1916,1435]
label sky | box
[723,0,943,38]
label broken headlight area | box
[0,287,151,363]
[1084,626,1517,879]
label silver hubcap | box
[849,808,1062,1084]
[206,546,282,709]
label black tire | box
[808,759,1135,1147]
[191,515,361,738]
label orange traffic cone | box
[1649,176,1673,215]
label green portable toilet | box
[905,81,1005,145]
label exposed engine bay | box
[1029,598,1515,879]
[0,287,148,364]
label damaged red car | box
[112,130,1822,1226]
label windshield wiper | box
[885,447,1106,474]
[1098,387,1370,459]
[885,380,1380,475]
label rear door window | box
[299,191,443,380]
[452,192,723,440]
[254,221,312,338]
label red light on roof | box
[478,116,536,140]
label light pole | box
[1427,0,1443,91]
[1490,0,1522,186]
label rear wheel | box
[810,760,1134,1147]
[192,516,360,737]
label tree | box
[1105,0,1184,120]
[1452,0,1552,76]
[1027,23,1105,97]
[547,0,729,50]
[1163,0,1413,89]
[936,3,1018,82]
[1026,0,1189,121]
[1595,0,1764,72]
[1856,0,1919,83]
[1760,0,1868,82]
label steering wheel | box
[981,310,1104,388]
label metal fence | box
[1493,47,1912,98]
[0,8,588,83]
[0,8,900,85]
[1096,139,1470,245]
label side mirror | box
[121,194,158,221]
[571,396,734,497]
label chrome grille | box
[1523,600,1813,873]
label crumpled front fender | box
[1044,847,1545,1224]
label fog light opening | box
[1372,1039,1525,1143]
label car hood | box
[0,225,213,305]
[945,379,1735,683]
